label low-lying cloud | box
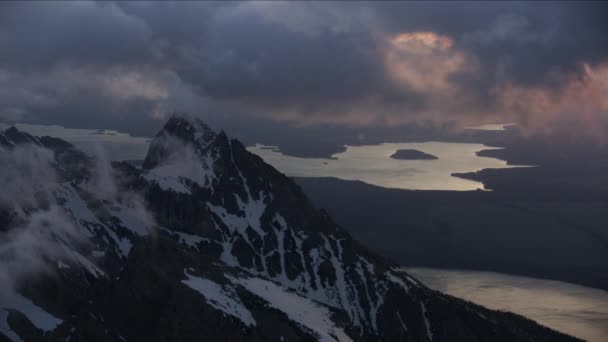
[0,144,83,293]
[0,138,157,296]
[0,145,57,212]
[88,144,157,235]
[0,207,81,292]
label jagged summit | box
[158,115,216,143]
[142,115,219,170]
[0,120,580,342]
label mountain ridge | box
[0,117,580,341]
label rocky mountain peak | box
[161,115,215,143]
[0,121,581,342]
[142,115,219,170]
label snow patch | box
[323,236,361,328]
[59,245,105,278]
[109,203,150,236]
[0,294,62,331]
[232,276,353,342]
[159,227,207,249]
[56,184,100,238]
[0,309,22,342]
[420,301,433,341]
[144,171,190,194]
[182,272,256,327]
[207,194,267,238]
[396,312,408,337]
[57,184,134,257]
[219,240,240,267]
[386,272,410,294]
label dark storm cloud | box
[0,1,156,70]
[0,1,607,133]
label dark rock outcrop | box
[390,149,438,160]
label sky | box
[1,1,607,141]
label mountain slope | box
[0,118,580,341]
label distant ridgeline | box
[0,119,579,341]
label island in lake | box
[390,149,438,160]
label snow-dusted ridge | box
[0,120,581,342]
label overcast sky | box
[1,1,607,140]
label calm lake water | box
[248,142,529,191]
[1,123,151,161]
[405,268,608,342]
[4,123,530,191]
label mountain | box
[0,117,580,341]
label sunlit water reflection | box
[3,123,531,191]
[1,123,150,161]
[405,268,608,342]
[248,142,529,191]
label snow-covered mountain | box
[0,117,580,341]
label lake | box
[4,123,531,191]
[0,123,150,162]
[248,142,530,191]
[405,268,608,342]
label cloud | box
[143,127,217,189]
[0,1,607,137]
[0,135,157,295]
[462,14,555,46]
[0,144,83,293]
[87,144,157,234]
[0,206,81,292]
[0,1,153,71]
[0,65,202,136]
[0,145,57,212]
[384,31,477,109]
[495,63,608,142]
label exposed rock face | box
[0,118,580,342]
[390,149,438,160]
